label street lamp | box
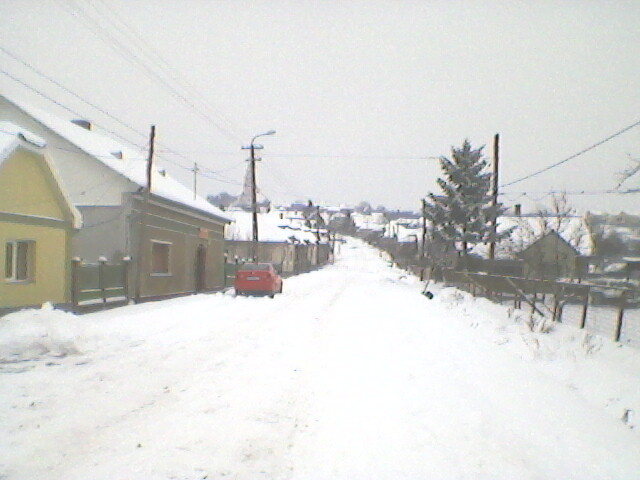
[241,130,276,255]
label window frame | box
[4,239,36,283]
[150,239,172,276]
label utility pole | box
[250,144,259,243]
[489,133,499,260]
[146,125,156,193]
[316,205,321,242]
[421,198,427,259]
[136,125,155,303]
[242,130,276,260]
[192,162,199,200]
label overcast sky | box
[1,0,639,213]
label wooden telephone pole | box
[146,125,156,193]
[135,125,156,302]
[192,162,199,200]
[421,198,427,259]
[488,133,499,260]
[242,130,275,254]
[249,144,259,243]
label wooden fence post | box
[71,257,81,311]
[556,286,565,323]
[98,256,107,308]
[122,256,131,302]
[614,291,627,342]
[531,292,537,315]
[580,289,589,329]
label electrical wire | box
[0,45,147,141]
[59,0,244,145]
[0,67,238,176]
[90,0,245,141]
[500,119,640,188]
[0,68,144,148]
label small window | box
[151,241,171,275]
[5,240,35,282]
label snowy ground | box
[1,238,640,479]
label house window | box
[5,240,35,282]
[151,241,171,275]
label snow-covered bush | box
[437,288,467,306]
[523,313,554,334]
[0,303,84,362]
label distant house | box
[224,210,331,276]
[517,230,582,279]
[467,212,592,279]
[0,123,81,310]
[0,94,230,303]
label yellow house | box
[0,123,81,310]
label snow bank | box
[432,284,640,429]
[0,303,84,362]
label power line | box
[199,171,244,187]
[0,66,234,176]
[91,0,246,140]
[157,150,441,161]
[264,153,441,161]
[501,119,640,188]
[500,189,640,197]
[0,68,149,150]
[0,45,147,141]
[59,0,244,144]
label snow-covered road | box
[1,239,640,479]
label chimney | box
[71,119,91,130]
[515,204,522,216]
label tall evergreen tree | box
[425,139,509,254]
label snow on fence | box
[432,268,640,348]
[71,258,130,309]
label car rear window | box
[238,263,271,271]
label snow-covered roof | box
[2,95,230,222]
[383,218,424,243]
[471,214,593,259]
[0,122,82,229]
[0,121,47,155]
[225,210,324,243]
[352,212,387,232]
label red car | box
[234,263,283,298]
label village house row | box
[0,94,331,312]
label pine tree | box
[425,139,509,255]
